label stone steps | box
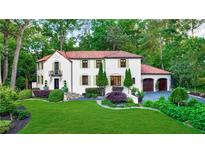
[65,92,82,100]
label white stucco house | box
[35,50,171,95]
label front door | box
[110,76,121,86]
[54,79,59,89]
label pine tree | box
[96,63,104,87]
[123,69,133,93]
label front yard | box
[18,99,201,134]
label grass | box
[18,99,202,134]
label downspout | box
[71,60,73,92]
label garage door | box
[143,79,154,92]
[158,78,167,91]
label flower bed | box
[33,90,51,98]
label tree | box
[96,63,108,95]
[10,19,31,89]
[123,69,133,93]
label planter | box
[138,97,143,103]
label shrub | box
[189,108,205,131]
[106,91,127,104]
[48,90,64,102]
[0,120,11,134]
[33,90,51,98]
[85,87,105,96]
[61,80,68,92]
[0,86,18,116]
[19,89,32,100]
[85,93,98,98]
[17,110,30,120]
[169,87,188,106]
[187,98,199,106]
[143,100,154,107]
[126,97,134,103]
[131,87,138,95]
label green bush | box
[126,97,134,103]
[143,100,154,107]
[19,89,32,100]
[85,93,98,98]
[85,87,105,96]
[0,86,18,115]
[0,120,11,134]
[17,110,30,120]
[169,87,188,106]
[48,90,64,102]
[187,98,199,106]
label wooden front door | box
[54,78,59,89]
[143,79,154,92]
[110,76,121,86]
[158,78,167,91]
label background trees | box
[0,19,204,91]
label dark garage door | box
[158,78,167,91]
[143,79,154,92]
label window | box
[54,62,59,75]
[96,60,102,68]
[37,76,40,84]
[82,75,88,85]
[110,76,121,86]
[120,59,126,67]
[82,60,88,68]
[132,77,135,84]
[41,75,44,84]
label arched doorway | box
[143,78,154,92]
[158,78,167,91]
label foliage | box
[17,110,30,120]
[85,93,98,98]
[131,87,138,94]
[96,63,108,88]
[169,87,188,106]
[61,80,68,92]
[102,99,136,107]
[0,86,18,115]
[126,97,134,103]
[0,120,11,134]
[106,91,127,104]
[33,90,51,98]
[85,87,105,96]
[43,80,49,90]
[123,69,133,91]
[48,89,64,102]
[19,89,32,100]
[136,89,145,98]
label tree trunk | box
[25,76,29,89]
[2,32,9,83]
[10,33,23,89]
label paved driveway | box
[143,91,205,104]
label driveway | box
[143,91,205,104]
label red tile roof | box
[37,50,142,62]
[141,64,171,75]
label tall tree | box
[10,19,31,89]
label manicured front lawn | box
[18,99,202,134]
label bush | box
[143,100,154,107]
[189,107,205,131]
[187,98,199,106]
[17,110,30,120]
[19,89,32,100]
[48,90,64,102]
[131,87,138,95]
[61,80,68,92]
[106,91,127,104]
[85,87,105,96]
[0,120,11,134]
[85,93,98,98]
[0,86,18,115]
[169,87,188,106]
[33,90,51,98]
[126,97,134,103]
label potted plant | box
[43,80,49,90]
[137,90,144,103]
[131,87,138,95]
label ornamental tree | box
[123,68,133,93]
[96,63,108,95]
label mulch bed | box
[0,106,30,134]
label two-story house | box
[36,51,171,94]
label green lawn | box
[18,99,202,134]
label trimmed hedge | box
[19,89,32,100]
[85,87,105,96]
[0,120,11,134]
[48,90,64,102]
[169,87,188,106]
[33,90,51,98]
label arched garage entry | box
[158,78,167,91]
[143,78,154,92]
